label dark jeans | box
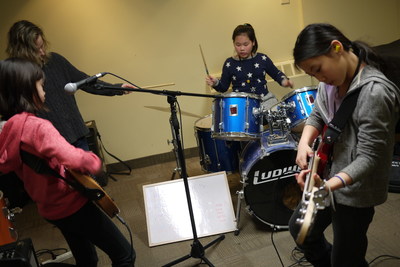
[48,202,135,267]
[289,203,374,267]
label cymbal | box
[144,106,203,118]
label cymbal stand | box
[96,82,225,267]
[167,116,182,179]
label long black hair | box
[0,58,45,120]
[232,23,258,54]
[293,23,381,71]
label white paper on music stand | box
[143,171,236,247]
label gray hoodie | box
[307,65,400,208]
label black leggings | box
[289,203,374,267]
[48,201,135,267]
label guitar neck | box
[306,155,321,192]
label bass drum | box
[240,134,302,228]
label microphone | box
[64,72,107,93]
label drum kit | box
[194,86,318,232]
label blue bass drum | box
[194,115,241,173]
[240,134,302,228]
[212,92,261,141]
[281,86,318,132]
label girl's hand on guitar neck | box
[295,169,310,191]
[296,142,315,170]
[295,169,324,191]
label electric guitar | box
[295,130,332,245]
[66,169,120,218]
[0,190,19,245]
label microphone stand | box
[96,84,225,266]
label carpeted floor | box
[7,156,400,266]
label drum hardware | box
[263,109,291,146]
[297,95,308,116]
[167,115,183,180]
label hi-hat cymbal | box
[144,106,203,118]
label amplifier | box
[85,120,104,161]
[390,155,400,193]
[0,238,39,267]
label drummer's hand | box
[296,142,314,170]
[282,78,294,88]
[206,75,218,87]
[121,83,137,94]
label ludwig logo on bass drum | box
[252,165,301,185]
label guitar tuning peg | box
[299,208,306,215]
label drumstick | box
[140,83,175,89]
[199,44,210,76]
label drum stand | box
[234,185,245,235]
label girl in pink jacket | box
[0,58,135,266]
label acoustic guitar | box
[66,169,120,218]
[295,132,332,245]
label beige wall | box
[0,0,398,164]
[302,0,400,44]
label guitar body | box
[0,191,18,245]
[66,169,120,218]
[296,128,333,245]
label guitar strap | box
[323,89,361,144]
[323,57,363,144]
[20,150,104,201]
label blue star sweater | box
[213,53,287,95]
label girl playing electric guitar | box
[288,23,400,267]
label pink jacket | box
[0,112,101,220]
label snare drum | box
[281,86,318,132]
[240,134,302,228]
[194,115,241,173]
[212,92,261,141]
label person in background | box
[0,58,135,266]
[6,20,134,151]
[288,23,400,267]
[206,23,294,110]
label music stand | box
[96,82,225,266]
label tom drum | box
[195,115,241,173]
